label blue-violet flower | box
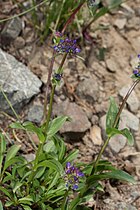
[133,54,140,77]
[64,162,84,190]
[53,34,81,54]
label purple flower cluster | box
[64,162,84,190]
[53,73,62,81]
[53,35,81,54]
[133,54,140,77]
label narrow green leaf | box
[13,181,23,193]
[21,205,32,210]
[37,159,64,175]
[53,135,66,161]
[34,167,46,178]
[23,121,45,143]
[0,134,6,174]
[106,97,118,130]
[121,128,134,146]
[2,172,13,183]
[109,0,122,9]
[0,186,12,199]
[87,170,136,185]
[5,201,14,207]
[94,7,109,21]
[69,196,82,210]
[19,196,34,204]
[3,156,25,172]
[0,200,3,210]
[10,122,23,129]
[43,140,56,153]
[48,172,59,191]
[106,127,134,146]
[58,139,66,161]
[47,116,70,139]
[11,121,45,143]
[63,149,79,165]
[5,144,21,162]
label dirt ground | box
[0,0,140,209]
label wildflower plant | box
[0,0,138,209]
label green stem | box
[91,78,140,174]
[113,79,140,128]
[44,53,68,132]
[29,53,68,184]
[57,53,68,74]
[44,84,55,132]
[43,52,56,123]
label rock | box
[1,17,22,44]
[119,86,139,112]
[106,57,120,72]
[108,116,127,153]
[115,202,137,210]
[76,77,99,104]
[124,160,135,174]
[109,133,127,153]
[91,114,99,125]
[136,140,140,151]
[89,125,103,145]
[114,18,127,30]
[53,100,91,139]
[121,3,135,15]
[126,30,140,53]
[13,36,25,49]
[121,110,139,131]
[26,104,44,124]
[0,49,42,114]
[23,153,35,162]
[127,17,140,30]
[131,191,140,200]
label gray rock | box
[121,3,135,15]
[26,104,44,124]
[53,100,91,139]
[119,86,139,112]
[127,17,140,30]
[100,114,127,153]
[0,49,42,113]
[76,77,99,104]
[109,132,127,153]
[114,18,127,30]
[14,36,25,49]
[106,57,120,72]
[121,110,139,131]
[89,125,103,146]
[115,202,137,210]
[91,114,99,125]
[23,153,35,162]
[1,17,22,44]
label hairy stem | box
[61,1,85,34]
[91,78,140,174]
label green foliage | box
[0,0,137,209]
[106,97,134,146]
[106,97,118,130]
